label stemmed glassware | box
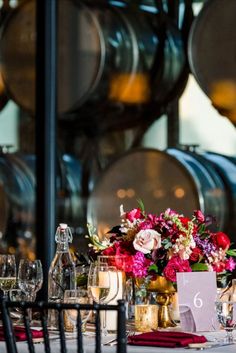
[18,259,43,322]
[215,300,236,343]
[18,259,43,301]
[0,254,17,297]
[87,262,119,334]
[9,288,28,325]
[215,281,236,343]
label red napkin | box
[128,331,207,348]
[0,326,44,342]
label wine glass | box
[64,288,91,333]
[215,300,236,343]
[9,288,28,325]
[0,254,17,297]
[18,259,43,301]
[87,262,119,335]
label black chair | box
[1,299,127,353]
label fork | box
[102,330,134,346]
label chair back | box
[0,299,127,353]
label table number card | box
[176,272,219,332]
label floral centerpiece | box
[87,202,236,286]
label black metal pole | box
[35,0,57,300]
[167,100,179,148]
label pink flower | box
[163,256,192,282]
[225,257,236,272]
[194,210,205,223]
[126,208,143,222]
[138,220,153,230]
[132,252,153,278]
[133,229,161,254]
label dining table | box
[0,328,235,353]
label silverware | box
[102,331,134,346]
[186,342,235,350]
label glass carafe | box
[48,223,76,328]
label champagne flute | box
[0,254,17,297]
[18,259,43,301]
[87,263,119,334]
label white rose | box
[133,229,161,254]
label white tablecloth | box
[0,330,235,353]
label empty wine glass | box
[64,288,91,333]
[87,262,119,335]
[0,254,17,297]
[215,300,236,343]
[9,288,28,325]
[18,259,43,301]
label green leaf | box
[191,263,208,271]
[198,224,206,233]
[136,198,145,213]
[148,264,158,273]
[226,249,236,257]
[76,273,88,287]
[164,243,172,249]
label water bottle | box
[48,223,76,328]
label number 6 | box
[194,292,203,308]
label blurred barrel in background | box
[0,151,85,258]
[87,148,236,242]
[0,0,185,129]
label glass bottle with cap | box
[48,223,76,328]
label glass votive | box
[135,304,158,332]
[63,288,91,333]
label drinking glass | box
[18,259,43,301]
[64,288,91,333]
[0,254,17,297]
[9,288,28,325]
[215,300,236,343]
[87,262,119,334]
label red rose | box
[163,256,192,282]
[102,246,116,256]
[189,247,202,262]
[212,261,226,273]
[179,217,190,227]
[213,232,231,250]
[163,263,178,282]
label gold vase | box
[147,276,177,329]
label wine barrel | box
[0,152,35,249]
[87,148,235,241]
[202,151,236,237]
[0,0,185,125]
[0,152,85,253]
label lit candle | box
[135,304,158,332]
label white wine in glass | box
[87,263,119,335]
[0,255,17,297]
[89,286,110,303]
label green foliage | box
[137,198,145,213]
[191,263,209,271]
[226,249,236,257]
